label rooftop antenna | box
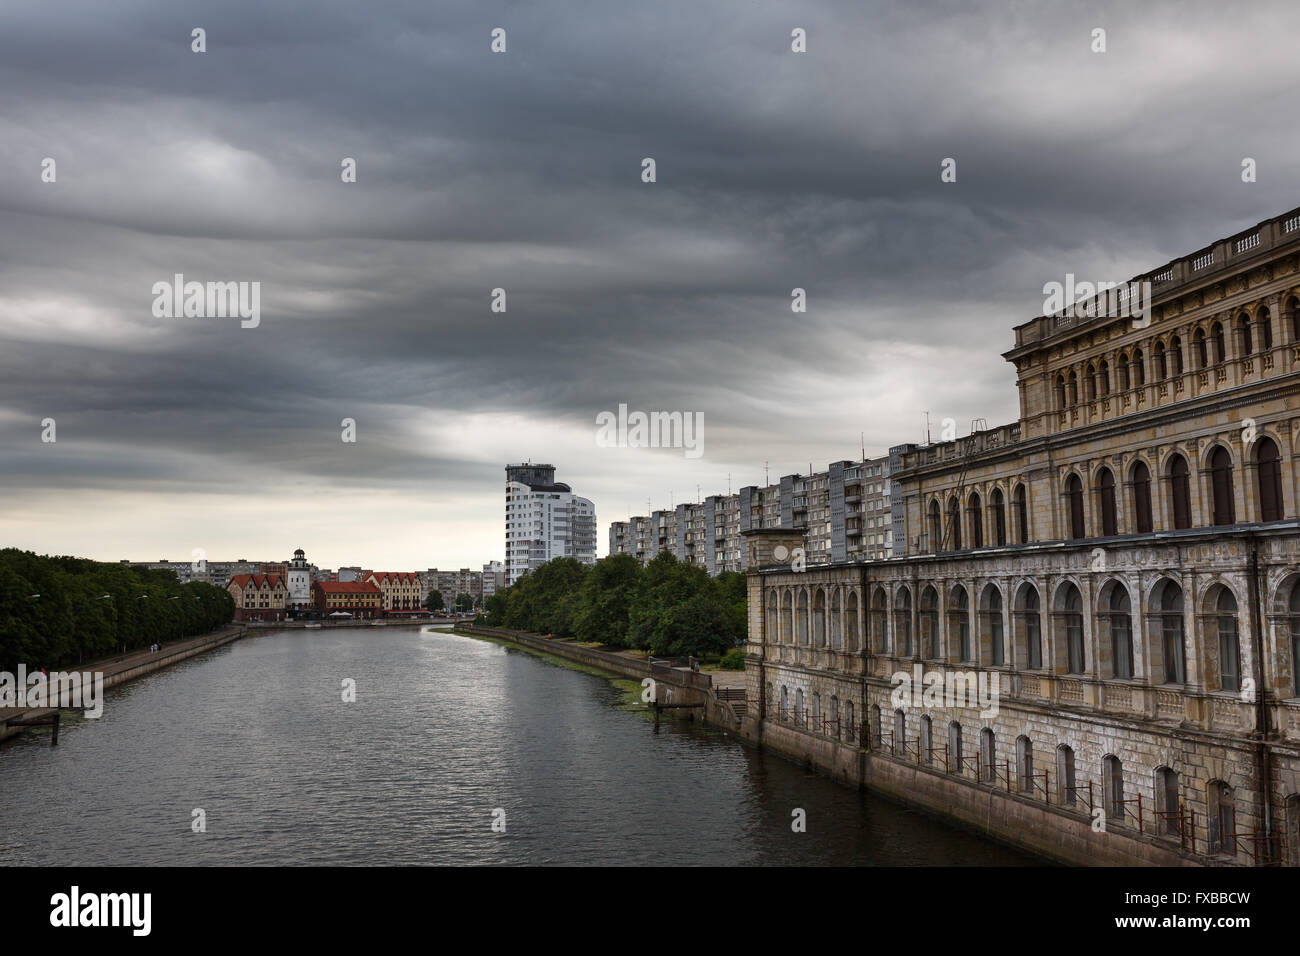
[764,461,769,486]
[861,431,865,461]
[728,473,732,495]
[696,484,701,503]
[923,411,932,446]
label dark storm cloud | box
[2,0,1299,561]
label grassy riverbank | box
[452,627,651,716]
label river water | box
[0,625,1036,865]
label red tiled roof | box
[368,572,421,585]
[315,581,381,594]
[228,573,285,590]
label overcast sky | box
[2,0,1298,571]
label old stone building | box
[744,206,1300,866]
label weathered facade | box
[744,206,1300,865]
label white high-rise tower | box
[504,463,596,587]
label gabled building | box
[227,573,288,621]
[312,580,383,619]
[365,572,424,615]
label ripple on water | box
[0,626,1037,866]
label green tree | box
[425,590,445,612]
[480,551,746,658]
[573,553,641,647]
[454,593,474,612]
[0,549,234,672]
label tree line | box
[483,552,746,659]
[425,591,477,612]
[0,549,235,672]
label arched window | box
[1157,767,1180,835]
[766,591,778,645]
[1067,369,1078,405]
[893,709,906,755]
[921,585,940,659]
[949,585,970,661]
[1169,454,1192,529]
[780,685,789,719]
[1085,363,1097,401]
[1260,307,1273,351]
[991,488,1007,546]
[871,587,888,654]
[813,589,826,647]
[1193,328,1208,369]
[1099,360,1110,397]
[1216,588,1241,692]
[920,715,933,765]
[981,584,1004,666]
[1158,580,1186,685]
[928,499,941,552]
[1290,296,1300,341]
[1131,460,1153,533]
[948,497,962,551]
[1117,351,1131,390]
[979,728,996,783]
[948,722,963,775]
[845,700,855,741]
[829,695,840,738]
[1107,584,1133,679]
[1238,313,1253,356]
[1016,735,1033,792]
[1211,321,1226,364]
[811,692,821,726]
[1133,348,1146,386]
[796,589,809,645]
[869,704,881,747]
[1020,585,1042,669]
[969,492,983,548]
[1257,437,1284,522]
[1014,483,1029,544]
[1097,467,1117,536]
[1060,583,1085,674]
[1055,374,1067,410]
[829,590,842,650]
[1065,473,1085,539]
[894,586,912,657]
[795,688,805,723]
[781,591,793,644]
[1209,781,1236,855]
[1291,582,1300,698]
[1168,337,1183,376]
[844,591,859,653]
[1210,446,1235,525]
[1057,745,1076,805]
[1104,755,1125,822]
[1155,340,1168,379]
